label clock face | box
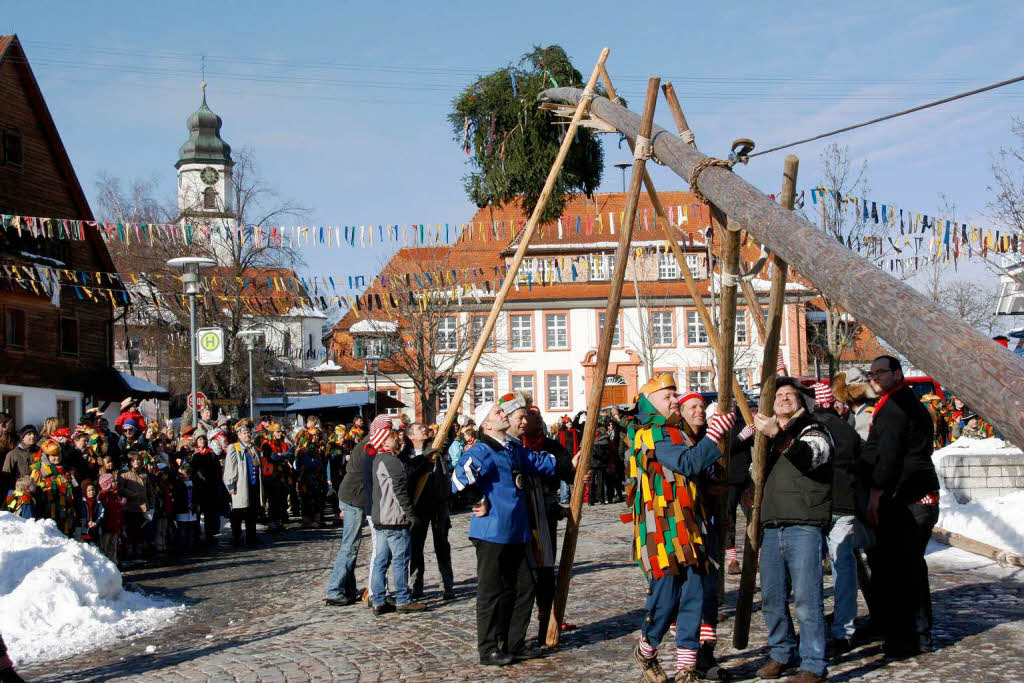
[201,167,219,185]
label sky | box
[6,1,1024,300]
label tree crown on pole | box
[448,45,605,224]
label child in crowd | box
[5,476,36,519]
[173,465,199,551]
[78,479,105,544]
[98,473,124,565]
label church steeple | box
[175,83,232,169]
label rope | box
[750,72,1024,158]
[634,135,653,161]
[679,130,695,145]
[688,157,737,204]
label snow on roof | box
[17,250,67,267]
[280,305,328,319]
[350,319,398,333]
[312,359,342,372]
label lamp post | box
[614,162,631,193]
[237,330,264,419]
[366,355,381,417]
[166,257,216,427]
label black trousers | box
[725,480,753,549]
[868,500,938,652]
[474,540,535,657]
[534,510,560,643]
[588,468,606,504]
[410,503,454,595]
[201,504,220,541]
[265,485,288,526]
[230,501,259,545]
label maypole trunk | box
[538,87,1024,448]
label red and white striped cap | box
[812,382,836,408]
[368,414,394,450]
[776,350,788,375]
[676,391,705,406]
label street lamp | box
[614,162,631,193]
[167,256,216,427]
[366,355,382,417]
[237,329,265,419]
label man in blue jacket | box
[451,400,559,667]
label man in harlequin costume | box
[260,423,294,531]
[31,438,77,536]
[625,374,735,683]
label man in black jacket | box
[323,422,373,607]
[403,421,455,601]
[753,378,833,683]
[811,382,863,654]
[862,355,940,659]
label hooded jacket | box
[451,433,557,544]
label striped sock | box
[725,547,737,563]
[676,647,697,671]
[700,623,717,644]
[638,636,657,658]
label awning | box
[284,390,405,413]
[84,368,171,401]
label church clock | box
[200,166,219,185]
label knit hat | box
[122,419,139,431]
[368,414,394,450]
[99,473,115,491]
[18,424,38,438]
[474,401,496,429]
[812,382,836,408]
[676,392,705,406]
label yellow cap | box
[639,373,677,396]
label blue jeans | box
[325,501,365,600]
[826,515,858,640]
[371,527,412,607]
[760,525,827,676]
[641,567,705,649]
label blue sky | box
[6,1,1023,292]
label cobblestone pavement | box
[23,504,1024,682]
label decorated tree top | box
[448,45,604,224]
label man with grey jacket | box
[370,419,426,615]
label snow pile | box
[0,513,182,666]
[932,438,1024,556]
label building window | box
[735,311,748,344]
[588,253,615,281]
[686,254,706,279]
[472,376,495,407]
[509,314,533,350]
[203,187,218,209]
[598,311,621,346]
[735,370,752,392]
[282,331,292,356]
[57,399,73,428]
[381,389,400,415]
[469,315,494,351]
[436,316,458,352]
[516,258,534,284]
[2,128,22,166]
[689,370,713,392]
[658,252,678,279]
[651,311,674,346]
[436,377,459,413]
[355,336,387,359]
[5,308,26,349]
[686,311,708,345]
[547,373,570,411]
[510,374,535,400]
[545,313,569,350]
[59,316,79,356]
[2,394,19,425]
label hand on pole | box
[753,412,780,438]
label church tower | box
[176,83,235,264]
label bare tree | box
[96,148,310,417]
[987,117,1024,284]
[936,279,999,336]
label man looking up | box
[627,376,735,683]
[403,421,455,601]
[752,379,833,682]
[862,355,939,659]
[451,401,559,667]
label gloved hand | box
[706,412,737,443]
[738,424,756,441]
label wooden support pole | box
[733,155,798,649]
[418,48,609,493]
[538,86,1024,451]
[740,277,768,341]
[545,76,661,647]
[661,82,695,147]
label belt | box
[916,492,939,505]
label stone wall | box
[938,450,1024,503]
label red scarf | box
[870,381,907,426]
[523,431,545,450]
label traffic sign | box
[196,327,224,365]
[188,391,207,409]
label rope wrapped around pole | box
[537,87,1024,448]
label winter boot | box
[674,665,701,683]
[633,644,669,683]
[696,642,730,680]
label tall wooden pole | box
[545,76,661,647]
[420,48,609,469]
[538,86,1024,449]
[732,155,798,648]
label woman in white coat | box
[223,422,261,546]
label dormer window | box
[203,187,218,209]
[354,336,387,359]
